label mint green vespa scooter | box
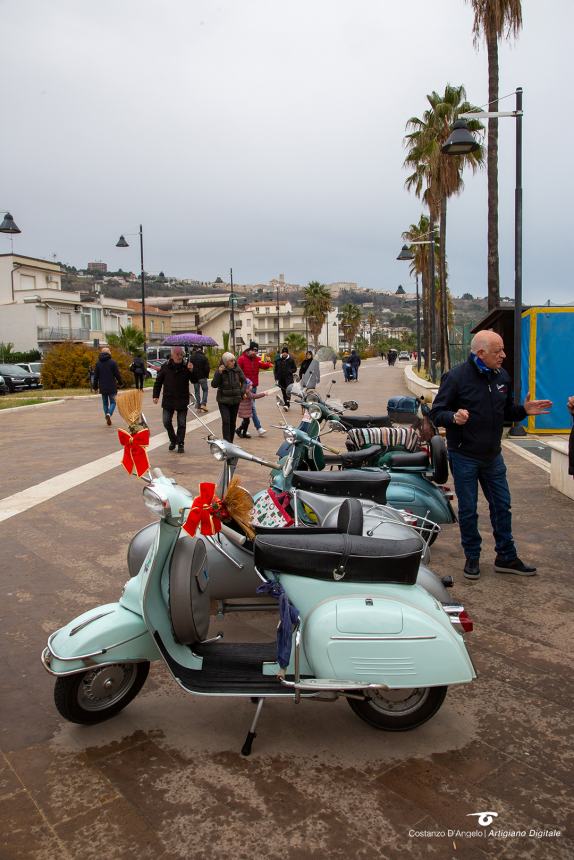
[42,467,476,754]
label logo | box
[467,811,499,827]
[496,384,507,392]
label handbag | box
[251,489,294,528]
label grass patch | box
[0,397,58,410]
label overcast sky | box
[1,0,572,303]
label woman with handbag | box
[211,353,247,442]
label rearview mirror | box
[342,400,358,411]
[327,420,347,432]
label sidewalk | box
[0,358,572,859]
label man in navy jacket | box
[430,330,551,580]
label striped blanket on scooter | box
[346,426,421,452]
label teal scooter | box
[42,466,476,753]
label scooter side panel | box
[44,603,160,676]
[385,472,455,524]
[303,596,475,688]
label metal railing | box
[37,327,90,341]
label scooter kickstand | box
[241,698,265,757]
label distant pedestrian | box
[130,354,146,390]
[93,347,122,425]
[274,347,297,410]
[211,352,247,442]
[237,341,271,436]
[348,349,361,382]
[430,330,552,580]
[236,379,267,438]
[152,346,194,453]
[189,345,211,412]
[299,350,321,391]
[332,354,337,369]
[380,351,386,362]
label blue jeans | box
[101,393,116,416]
[193,379,208,407]
[448,450,516,561]
[250,385,262,430]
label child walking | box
[236,380,267,438]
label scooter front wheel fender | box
[42,602,160,677]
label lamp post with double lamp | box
[116,225,147,354]
[397,228,438,379]
[442,87,525,436]
[229,268,238,355]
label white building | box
[0,254,132,353]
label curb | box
[0,399,65,416]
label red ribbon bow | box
[118,428,150,477]
[183,483,227,537]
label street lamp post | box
[397,231,437,379]
[1,212,22,300]
[442,86,524,435]
[229,267,237,354]
[116,225,147,354]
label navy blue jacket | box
[430,355,526,461]
[93,353,122,395]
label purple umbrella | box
[162,333,218,347]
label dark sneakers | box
[168,442,177,451]
[464,558,480,580]
[177,444,185,454]
[494,556,537,576]
[105,413,111,426]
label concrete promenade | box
[0,359,572,859]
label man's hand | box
[453,409,469,425]
[153,398,159,404]
[524,391,552,415]
[187,361,193,370]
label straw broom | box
[222,475,255,539]
[116,389,147,434]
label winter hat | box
[281,347,288,355]
[221,352,235,363]
[249,341,259,350]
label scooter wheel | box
[54,661,150,725]
[430,435,449,485]
[347,686,447,731]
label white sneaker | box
[258,427,267,436]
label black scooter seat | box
[387,451,429,468]
[323,444,382,467]
[340,414,392,429]
[292,469,390,504]
[254,532,421,583]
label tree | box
[468,0,522,310]
[367,312,377,343]
[404,84,484,370]
[339,304,362,349]
[303,281,333,349]
[285,332,307,353]
[461,292,474,300]
[107,325,145,354]
[402,215,438,374]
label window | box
[81,312,91,331]
[90,308,102,330]
[160,321,164,332]
[149,319,154,333]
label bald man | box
[430,331,551,580]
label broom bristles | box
[116,389,144,427]
[223,476,255,539]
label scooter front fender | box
[42,602,160,677]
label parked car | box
[0,375,9,395]
[17,362,43,387]
[0,364,38,392]
[146,364,158,380]
[398,351,411,361]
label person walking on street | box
[189,346,211,412]
[130,354,146,391]
[153,346,194,453]
[332,354,337,370]
[236,380,267,438]
[430,330,552,580]
[237,341,271,436]
[93,347,122,425]
[348,349,361,382]
[299,350,321,391]
[274,347,297,410]
[211,352,246,442]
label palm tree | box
[107,325,145,354]
[402,215,438,375]
[404,84,484,370]
[285,332,307,353]
[303,281,333,349]
[467,0,523,310]
[339,304,362,349]
[366,312,377,344]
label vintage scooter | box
[42,466,476,753]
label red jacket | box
[237,351,271,386]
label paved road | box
[1,359,573,859]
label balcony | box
[37,327,90,342]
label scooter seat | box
[292,469,390,504]
[255,498,364,537]
[254,532,421,584]
[340,414,392,429]
[323,445,382,467]
[387,452,429,468]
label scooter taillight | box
[442,603,474,634]
[458,610,474,633]
[441,485,454,500]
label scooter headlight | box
[308,403,323,421]
[143,486,172,517]
[284,429,297,444]
[210,441,226,461]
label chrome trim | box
[199,633,224,645]
[41,647,148,677]
[329,635,437,641]
[69,610,115,637]
[279,678,391,692]
[205,535,244,569]
[46,629,149,662]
